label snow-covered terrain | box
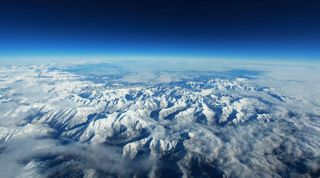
[0,60,320,178]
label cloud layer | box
[0,62,320,177]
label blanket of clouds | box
[0,59,320,178]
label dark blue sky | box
[0,0,319,60]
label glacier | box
[0,60,320,178]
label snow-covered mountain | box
[0,62,320,178]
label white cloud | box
[0,61,320,177]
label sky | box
[0,0,320,60]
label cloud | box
[0,136,154,178]
[0,62,320,177]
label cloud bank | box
[0,61,320,177]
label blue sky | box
[0,0,319,61]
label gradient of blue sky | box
[0,0,319,60]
